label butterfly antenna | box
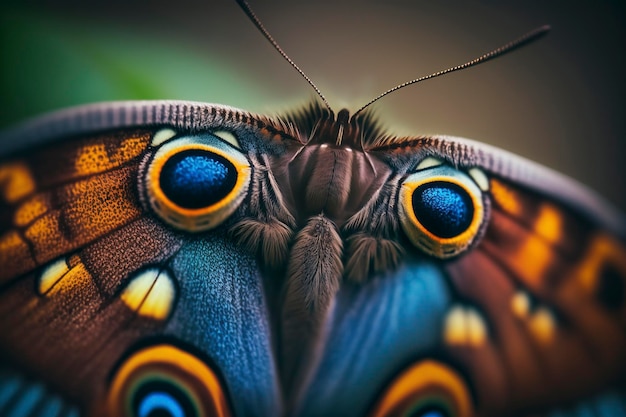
[352,25,551,118]
[236,0,333,112]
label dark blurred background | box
[1,0,625,212]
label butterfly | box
[0,1,625,416]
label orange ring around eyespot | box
[106,344,232,417]
[147,142,250,231]
[370,360,473,417]
[399,173,484,258]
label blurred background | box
[1,0,625,212]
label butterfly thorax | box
[274,108,390,226]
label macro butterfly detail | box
[0,1,625,417]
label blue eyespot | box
[412,182,473,238]
[106,344,233,416]
[399,164,487,258]
[160,150,237,209]
[144,133,251,232]
[134,381,195,417]
[138,392,184,417]
[369,360,473,417]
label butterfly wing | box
[0,101,283,417]
[1,101,624,417]
[431,137,625,416]
[297,135,626,417]
[444,176,625,414]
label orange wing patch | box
[21,166,142,266]
[506,203,564,288]
[446,178,626,416]
[0,162,36,203]
[0,129,154,284]
[573,233,626,322]
[14,194,51,227]
[26,130,152,188]
[74,135,149,177]
[489,178,522,217]
[575,233,626,294]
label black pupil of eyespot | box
[407,406,449,417]
[133,380,196,417]
[160,149,237,209]
[412,181,474,238]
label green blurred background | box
[1,0,625,212]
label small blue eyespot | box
[138,392,184,417]
[412,182,474,238]
[133,380,196,417]
[160,150,237,209]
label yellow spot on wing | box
[415,156,443,170]
[468,167,489,191]
[213,130,241,149]
[444,306,467,345]
[40,257,92,295]
[529,307,556,344]
[0,162,36,203]
[490,179,521,216]
[38,257,70,294]
[444,305,487,347]
[511,291,531,318]
[151,128,177,146]
[121,268,176,320]
[466,308,487,346]
[511,291,557,344]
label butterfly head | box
[277,103,389,225]
[304,108,362,149]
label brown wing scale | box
[443,177,626,416]
[0,129,184,408]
